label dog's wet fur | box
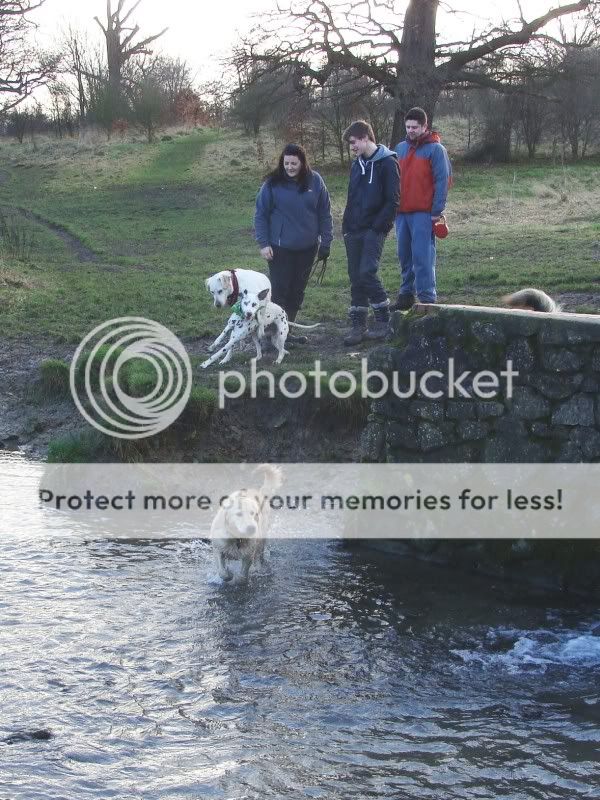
[211,465,283,583]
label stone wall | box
[361,304,600,464]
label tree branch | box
[443,1,590,72]
[121,28,168,60]
[1,0,45,15]
[120,0,143,26]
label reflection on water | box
[1,453,598,799]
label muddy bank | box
[0,333,365,461]
[2,293,599,461]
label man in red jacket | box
[392,107,452,310]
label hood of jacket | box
[356,144,397,184]
[358,143,396,168]
[405,130,441,147]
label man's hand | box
[317,245,330,260]
[260,246,273,261]
[431,215,442,223]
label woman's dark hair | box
[265,143,312,192]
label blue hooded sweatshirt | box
[342,145,400,235]
[254,171,333,251]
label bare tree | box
[48,81,75,138]
[7,106,29,142]
[236,0,593,145]
[229,67,297,136]
[358,84,396,146]
[0,0,59,112]
[60,24,97,121]
[199,80,228,128]
[174,88,208,127]
[154,56,194,117]
[514,79,549,159]
[130,73,167,141]
[312,69,365,164]
[552,46,600,158]
[94,0,167,112]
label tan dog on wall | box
[502,289,560,312]
[211,465,283,582]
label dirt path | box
[554,292,600,312]
[16,207,101,263]
[1,165,102,264]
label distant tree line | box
[228,0,600,162]
[1,0,599,160]
[0,0,225,143]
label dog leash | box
[309,255,329,286]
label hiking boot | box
[343,306,368,346]
[390,293,415,312]
[366,304,391,340]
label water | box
[1,454,599,799]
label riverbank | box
[0,331,368,461]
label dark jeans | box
[344,229,388,308]
[269,244,318,319]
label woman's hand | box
[260,246,274,261]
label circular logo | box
[69,317,192,439]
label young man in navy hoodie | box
[342,120,400,345]
[392,107,452,310]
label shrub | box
[0,209,35,261]
[47,430,106,462]
[40,359,71,397]
[123,357,161,397]
[74,344,125,389]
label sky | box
[31,0,584,82]
[32,0,275,81]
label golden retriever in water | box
[211,465,283,582]
[502,288,560,313]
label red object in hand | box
[433,215,449,238]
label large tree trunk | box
[389,0,441,145]
[400,0,438,69]
[106,14,122,106]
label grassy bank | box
[1,125,599,343]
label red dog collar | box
[226,270,240,306]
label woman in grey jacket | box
[254,144,333,343]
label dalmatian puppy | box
[201,289,319,368]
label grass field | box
[1,124,599,343]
